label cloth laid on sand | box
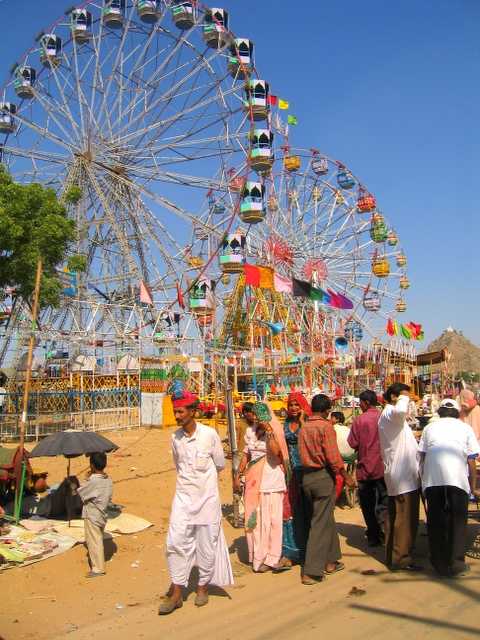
[1,512,153,568]
[0,525,77,571]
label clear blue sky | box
[0,0,478,346]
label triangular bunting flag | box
[140,280,153,305]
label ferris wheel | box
[190,144,410,348]
[0,1,261,363]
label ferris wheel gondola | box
[0,1,267,365]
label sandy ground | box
[2,426,480,640]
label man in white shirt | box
[419,398,480,577]
[378,383,421,571]
[159,391,233,615]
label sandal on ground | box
[272,558,293,573]
[194,592,209,607]
[158,596,183,615]
[254,564,272,573]
[86,571,105,578]
[325,561,345,575]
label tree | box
[0,167,75,307]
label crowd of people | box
[152,385,480,615]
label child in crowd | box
[330,411,356,500]
[77,452,113,578]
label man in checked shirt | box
[298,394,355,585]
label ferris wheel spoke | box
[13,113,74,155]
[105,9,172,123]
[40,63,83,145]
[97,3,138,129]
[84,163,142,282]
[112,42,230,142]
[23,86,78,148]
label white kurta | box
[378,396,420,496]
[166,422,233,587]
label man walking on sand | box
[298,394,355,585]
[159,391,233,615]
[378,383,421,572]
[348,389,388,547]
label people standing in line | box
[298,394,355,585]
[77,452,113,578]
[458,389,480,441]
[274,392,311,571]
[378,383,422,571]
[159,391,233,615]
[348,390,388,547]
[330,411,356,502]
[234,402,287,573]
[419,398,480,577]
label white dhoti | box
[167,520,234,587]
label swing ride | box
[0,1,424,428]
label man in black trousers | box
[348,389,388,546]
[419,398,480,577]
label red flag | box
[335,292,354,310]
[327,289,342,308]
[268,95,278,106]
[139,280,153,305]
[386,318,395,336]
[176,282,185,309]
[409,322,422,338]
[243,264,261,287]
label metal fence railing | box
[0,407,140,442]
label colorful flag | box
[176,282,185,309]
[268,95,278,106]
[292,278,311,297]
[140,280,153,305]
[243,264,261,287]
[287,114,298,125]
[258,266,274,290]
[310,286,329,302]
[274,272,293,294]
[401,324,412,339]
[386,318,395,337]
[60,270,77,297]
[278,99,289,110]
[334,291,354,310]
[327,289,342,309]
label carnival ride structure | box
[0,1,419,422]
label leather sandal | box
[194,592,209,607]
[325,561,345,575]
[158,596,183,615]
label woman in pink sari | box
[459,390,480,440]
[234,402,289,572]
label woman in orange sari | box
[234,402,288,572]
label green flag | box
[310,286,326,302]
[287,114,298,125]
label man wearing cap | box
[419,398,480,577]
[159,391,233,615]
